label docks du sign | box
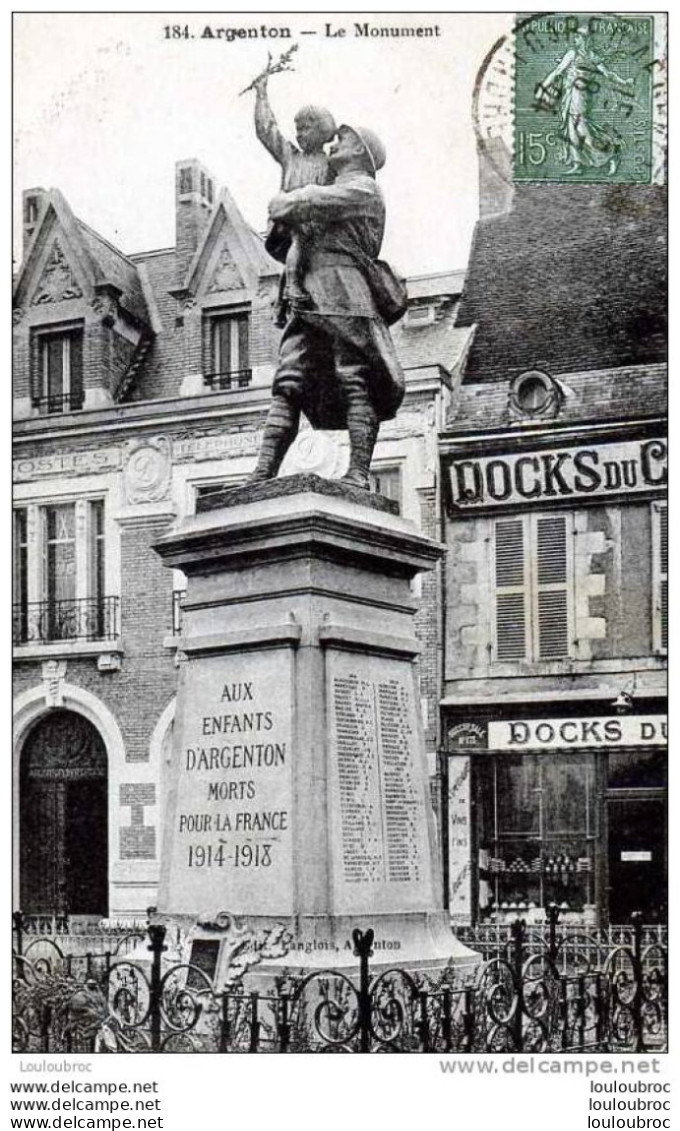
[446,438,666,511]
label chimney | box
[477,139,514,218]
[175,159,217,283]
[22,187,47,254]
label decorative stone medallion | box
[123,437,172,503]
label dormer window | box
[203,310,251,391]
[403,303,435,329]
[30,324,84,414]
[509,370,560,420]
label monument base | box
[153,476,478,988]
[156,908,477,989]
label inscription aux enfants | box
[447,438,666,511]
[179,681,288,872]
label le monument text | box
[164,22,442,42]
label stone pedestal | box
[154,475,476,980]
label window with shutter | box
[203,311,251,390]
[494,519,528,660]
[369,466,402,512]
[30,325,84,413]
[493,513,573,663]
[13,499,115,646]
[13,509,28,643]
[534,515,570,659]
[652,502,667,654]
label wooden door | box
[19,710,108,916]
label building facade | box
[12,160,471,921]
[440,174,667,928]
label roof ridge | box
[128,247,176,261]
[77,218,138,268]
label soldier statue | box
[246,63,406,490]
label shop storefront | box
[442,707,667,927]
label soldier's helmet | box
[341,124,387,173]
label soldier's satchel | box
[331,238,408,325]
[362,257,409,326]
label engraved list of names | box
[330,653,430,908]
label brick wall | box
[12,512,182,769]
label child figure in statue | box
[253,73,336,323]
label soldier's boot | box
[342,408,379,491]
[248,395,300,483]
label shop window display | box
[476,753,596,923]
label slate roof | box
[448,363,667,434]
[407,271,465,300]
[129,249,178,331]
[76,221,149,325]
[14,183,469,402]
[126,251,468,380]
[391,298,470,374]
[456,184,667,384]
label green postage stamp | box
[514,13,654,183]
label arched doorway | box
[20,709,108,916]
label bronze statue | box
[253,72,336,319]
[246,62,406,490]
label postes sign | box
[446,438,666,512]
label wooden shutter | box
[652,503,668,652]
[494,519,527,660]
[46,336,64,402]
[534,515,570,659]
[237,314,249,372]
[68,331,83,409]
[29,332,41,405]
[215,318,231,375]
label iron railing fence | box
[34,393,84,415]
[13,596,119,645]
[456,920,668,975]
[12,913,147,961]
[12,912,666,1055]
[203,368,252,391]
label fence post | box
[278,994,291,1053]
[352,928,375,1053]
[219,992,231,1053]
[510,918,526,1052]
[440,988,453,1052]
[577,975,587,1050]
[417,990,430,1052]
[463,986,475,1052]
[40,1004,52,1053]
[631,912,644,1053]
[248,992,260,1053]
[147,924,167,1053]
[13,911,25,981]
[594,972,607,1050]
[559,977,569,1050]
[546,903,560,967]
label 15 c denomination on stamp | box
[514,13,654,184]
